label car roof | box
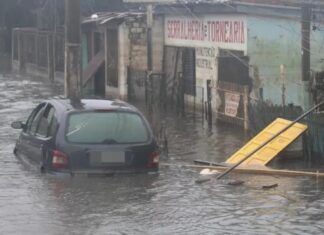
[47,98,140,114]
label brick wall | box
[127,16,147,71]
[126,15,164,73]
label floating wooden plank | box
[161,163,324,178]
[82,50,105,87]
[225,118,307,166]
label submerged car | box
[11,99,160,175]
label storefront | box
[163,14,249,115]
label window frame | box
[35,105,58,138]
[24,103,47,135]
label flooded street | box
[1,74,324,235]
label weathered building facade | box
[153,2,324,126]
[11,2,324,112]
[81,12,163,100]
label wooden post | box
[11,30,15,65]
[280,64,286,110]
[64,0,82,101]
[146,4,153,112]
[17,31,23,72]
[207,80,212,125]
[35,32,39,68]
[47,34,54,81]
[53,0,57,78]
[179,72,185,116]
[243,85,249,130]
[147,4,153,73]
[171,48,180,106]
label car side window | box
[25,103,46,134]
[37,105,58,138]
[48,112,58,137]
[30,106,46,135]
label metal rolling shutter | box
[182,48,196,96]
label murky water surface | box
[1,74,324,234]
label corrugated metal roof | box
[82,12,144,25]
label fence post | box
[47,33,54,81]
[202,87,204,121]
[207,80,213,125]
[35,32,38,68]
[17,30,24,72]
[160,73,167,110]
[11,30,15,66]
[244,85,249,130]
[177,72,185,116]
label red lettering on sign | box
[166,18,245,44]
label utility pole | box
[147,4,153,75]
[146,4,153,113]
[301,3,312,109]
[64,0,82,102]
[301,4,311,82]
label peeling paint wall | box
[104,15,165,101]
[247,16,302,107]
[247,15,324,109]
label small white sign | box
[225,92,240,117]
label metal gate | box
[182,48,196,96]
[216,49,250,129]
[215,81,249,130]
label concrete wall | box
[247,16,302,107]
[123,15,164,101]
[247,15,324,109]
[118,23,129,100]
[128,17,147,71]
[152,15,164,73]
[105,23,130,100]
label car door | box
[20,103,47,164]
[29,104,58,168]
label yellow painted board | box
[225,118,307,166]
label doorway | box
[218,49,250,87]
[94,32,105,97]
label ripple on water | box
[1,74,324,234]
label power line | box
[168,1,323,56]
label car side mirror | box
[11,121,25,130]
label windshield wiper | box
[66,118,90,136]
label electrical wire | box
[166,0,324,71]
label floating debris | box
[262,183,278,190]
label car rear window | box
[65,111,150,144]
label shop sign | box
[165,15,247,51]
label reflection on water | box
[1,74,324,234]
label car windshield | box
[65,111,149,144]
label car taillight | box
[147,151,160,168]
[52,150,69,169]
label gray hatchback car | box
[11,99,160,175]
